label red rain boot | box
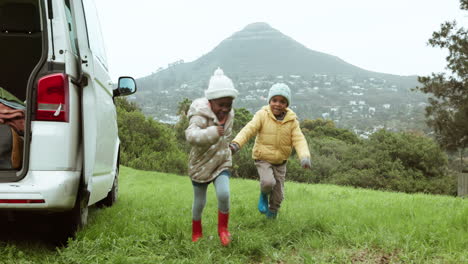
[192,219,203,242]
[218,211,231,246]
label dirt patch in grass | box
[351,248,399,264]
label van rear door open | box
[69,0,118,204]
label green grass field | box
[0,166,467,263]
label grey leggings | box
[192,171,230,221]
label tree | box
[176,98,192,117]
[174,98,192,152]
[416,0,468,170]
[301,118,360,144]
[116,98,187,174]
[115,97,140,112]
[233,108,253,134]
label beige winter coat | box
[232,105,310,165]
[185,98,234,183]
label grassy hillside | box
[1,166,467,263]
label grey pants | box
[255,160,287,212]
[192,171,230,221]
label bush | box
[116,98,188,174]
[368,130,448,178]
[117,99,456,196]
[232,142,257,179]
[293,125,455,195]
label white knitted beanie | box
[268,83,291,106]
[205,67,238,100]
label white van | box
[0,0,136,241]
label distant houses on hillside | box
[132,73,428,134]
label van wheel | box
[53,188,89,245]
[96,165,119,207]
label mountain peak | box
[242,22,273,31]
[225,22,284,42]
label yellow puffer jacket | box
[232,106,310,164]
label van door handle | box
[107,80,113,86]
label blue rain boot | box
[266,210,277,219]
[258,192,268,214]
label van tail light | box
[35,73,69,122]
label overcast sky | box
[95,0,467,81]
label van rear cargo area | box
[0,0,42,175]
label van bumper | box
[0,171,80,211]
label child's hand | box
[229,143,240,155]
[217,126,225,136]
[301,158,311,169]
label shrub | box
[116,98,187,174]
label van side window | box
[81,0,108,69]
[64,0,78,55]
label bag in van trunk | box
[0,123,22,169]
[0,87,26,137]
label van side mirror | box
[113,77,137,97]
